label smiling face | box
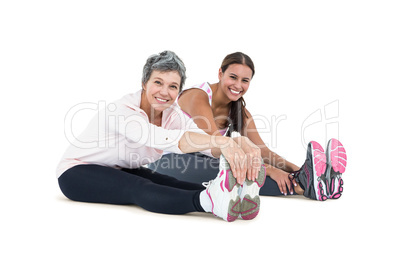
[218,63,253,101]
[142,70,181,114]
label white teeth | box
[156,97,168,102]
[230,89,241,95]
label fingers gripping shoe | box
[325,138,347,199]
[290,141,328,201]
[204,155,241,222]
[239,161,266,220]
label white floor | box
[1,1,401,267]
[2,163,400,268]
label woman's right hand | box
[266,164,296,195]
[219,138,248,185]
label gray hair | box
[142,51,186,92]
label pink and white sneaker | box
[239,163,266,220]
[290,141,328,201]
[204,155,241,222]
[325,138,347,199]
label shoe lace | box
[288,160,306,184]
[202,180,213,188]
[288,170,300,185]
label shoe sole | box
[326,139,347,199]
[240,165,266,220]
[217,156,241,222]
[309,141,328,201]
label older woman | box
[57,51,266,222]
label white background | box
[1,0,401,267]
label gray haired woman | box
[56,51,266,222]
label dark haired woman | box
[149,52,348,202]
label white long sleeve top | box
[56,90,212,178]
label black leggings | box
[58,164,205,215]
[148,153,289,196]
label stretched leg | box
[58,164,204,214]
[258,176,284,196]
[148,153,219,184]
[149,153,286,196]
[121,166,204,191]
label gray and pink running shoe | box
[204,155,241,222]
[204,155,266,221]
[289,141,328,201]
[325,138,347,199]
[290,139,348,201]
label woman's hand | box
[179,132,248,185]
[266,164,296,195]
[219,138,248,185]
[233,136,262,182]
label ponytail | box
[226,97,247,136]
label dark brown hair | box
[220,52,255,136]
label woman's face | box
[143,70,181,113]
[219,63,253,101]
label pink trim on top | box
[219,128,228,136]
[182,110,191,118]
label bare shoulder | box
[178,88,209,106]
[244,107,254,118]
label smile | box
[229,88,242,95]
[155,97,169,103]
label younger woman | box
[57,51,266,222]
[149,52,347,201]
